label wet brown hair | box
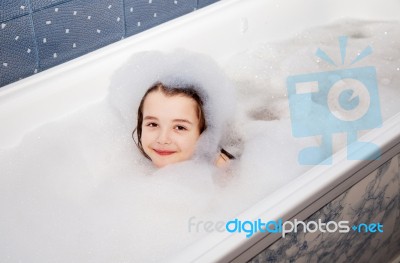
[132,82,206,160]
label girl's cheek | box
[141,130,152,142]
[143,127,156,135]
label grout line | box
[121,0,127,38]
[29,0,74,13]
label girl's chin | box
[153,162,168,168]
[152,158,175,168]
[151,158,191,168]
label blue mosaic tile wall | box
[0,0,219,87]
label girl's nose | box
[156,129,171,144]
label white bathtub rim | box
[3,0,400,96]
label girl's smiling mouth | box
[153,149,176,156]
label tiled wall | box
[249,153,400,263]
[0,0,218,87]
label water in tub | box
[0,19,399,262]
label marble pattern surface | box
[249,153,400,263]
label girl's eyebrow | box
[144,116,193,125]
[143,116,158,120]
[173,119,193,125]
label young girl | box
[133,81,234,168]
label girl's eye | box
[146,122,158,127]
[174,125,187,131]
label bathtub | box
[1,0,400,262]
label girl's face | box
[141,90,201,168]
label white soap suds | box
[0,19,399,262]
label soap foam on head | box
[109,50,237,162]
